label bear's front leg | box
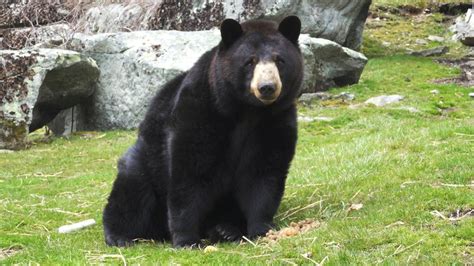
[165,118,223,248]
[235,112,297,239]
[236,176,285,238]
[167,186,211,248]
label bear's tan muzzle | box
[250,61,282,105]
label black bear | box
[103,16,304,248]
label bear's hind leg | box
[103,147,168,247]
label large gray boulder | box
[224,0,372,50]
[299,36,368,91]
[75,0,371,50]
[65,30,366,130]
[451,9,474,46]
[0,49,99,149]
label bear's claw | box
[211,224,243,242]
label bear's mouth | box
[256,94,279,105]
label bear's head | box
[211,16,304,112]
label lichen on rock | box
[0,49,99,149]
[0,51,39,149]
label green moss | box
[0,120,27,150]
[362,11,469,58]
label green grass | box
[1,55,472,264]
[362,10,469,58]
[373,0,471,8]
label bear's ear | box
[278,16,301,45]
[220,19,243,48]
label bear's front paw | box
[208,223,243,243]
[172,236,203,249]
[105,233,134,247]
[248,222,274,239]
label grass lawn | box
[1,8,474,266]
[373,0,471,8]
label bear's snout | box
[250,61,282,105]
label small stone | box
[409,46,449,57]
[203,246,218,253]
[415,39,428,45]
[431,89,440,94]
[365,95,404,107]
[0,149,14,154]
[398,106,420,113]
[469,92,474,98]
[334,92,355,101]
[298,92,331,104]
[428,35,445,42]
[382,41,391,47]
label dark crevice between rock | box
[346,0,372,51]
[29,61,99,132]
[438,3,472,16]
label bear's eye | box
[275,56,285,65]
[244,57,257,68]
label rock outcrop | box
[74,0,372,51]
[451,9,474,46]
[0,49,99,149]
[61,30,366,130]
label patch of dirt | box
[0,245,22,260]
[264,219,321,242]
[434,57,474,87]
[431,208,473,222]
[449,209,473,220]
[369,5,424,19]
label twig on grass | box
[350,189,361,201]
[247,253,272,259]
[319,256,329,265]
[280,200,324,220]
[431,209,473,221]
[46,208,83,217]
[279,258,298,265]
[86,252,127,265]
[385,221,405,228]
[386,239,424,259]
[439,183,474,188]
[242,236,257,247]
[33,171,63,177]
[300,253,319,265]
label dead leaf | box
[349,203,364,211]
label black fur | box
[103,16,304,248]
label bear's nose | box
[258,83,276,98]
